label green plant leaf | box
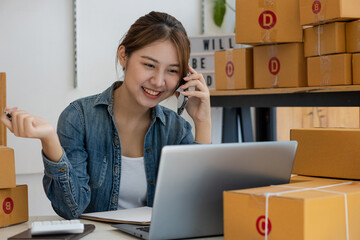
[213,0,226,27]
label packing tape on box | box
[316,25,324,56]
[225,49,235,89]
[253,181,352,240]
[267,44,279,87]
[320,55,331,86]
[258,0,277,43]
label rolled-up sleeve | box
[42,103,91,219]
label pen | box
[3,110,12,121]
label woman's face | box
[119,40,181,109]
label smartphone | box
[177,72,191,115]
[177,78,189,115]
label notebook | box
[112,141,297,240]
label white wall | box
[0,0,234,216]
[0,0,203,216]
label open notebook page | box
[80,206,152,225]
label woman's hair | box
[118,11,191,80]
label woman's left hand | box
[179,65,211,124]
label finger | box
[188,65,197,74]
[5,107,18,114]
[182,78,208,93]
[181,88,208,101]
[12,110,28,137]
[183,73,207,88]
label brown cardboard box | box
[307,53,352,86]
[290,128,360,179]
[235,0,303,44]
[353,53,360,84]
[224,178,360,240]
[0,147,16,189]
[304,22,346,57]
[290,174,332,183]
[0,185,28,227]
[299,0,360,26]
[215,48,253,90]
[0,72,6,146]
[253,43,307,88]
[346,20,360,53]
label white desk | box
[0,216,224,240]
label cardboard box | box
[346,20,360,53]
[224,179,360,240]
[0,72,6,146]
[0,146,16,189]
[304,22,346,57]
[307,53,352,86]
[215,48,253,90]
[290,128,360,179]
[300,0,360,26]
[253,43,307,88]
[353,53,360,84]
[290,174,332,183]
[0,185,28,227]
[235,0,303,44]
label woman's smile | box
[142,87,162,98]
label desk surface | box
[1,216,224,240]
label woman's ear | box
[117,45,127,69]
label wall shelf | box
[210,85,360,107]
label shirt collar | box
[94,81,166,125]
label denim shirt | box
[42,81,194,219]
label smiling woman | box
[0,11,211,219]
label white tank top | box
[118,156,147,209]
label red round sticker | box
[225,61,234,78]
[312,0,321,14]
[3,197,14,214]
[258,10,277,30]
[268,57,280,75]
[256,215,272,236]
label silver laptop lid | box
[149,141,297,240]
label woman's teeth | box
[143,87,160,96]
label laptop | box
[112,141,297,239]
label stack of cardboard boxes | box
[224,128,360,239]
[302,0,360,86]
[214,0,360,90]
[215,0,307,90]
[0,72,28,228]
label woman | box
[0,11,211,219]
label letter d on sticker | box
[269,57,280,75]
[259,10,277,30]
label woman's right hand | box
[1,107,56,141]
[0,107,63,162]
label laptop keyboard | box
[136,226,150,233]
